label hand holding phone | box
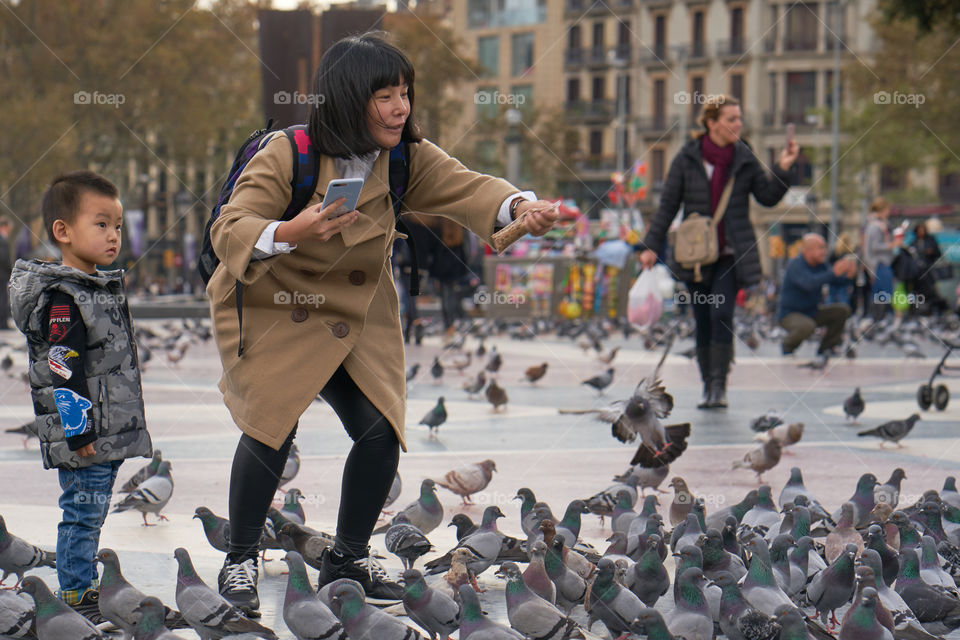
[321,178,364,219]
[786,123,795,147]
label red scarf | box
[701,135,735,251]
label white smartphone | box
[321,178,364,218]
[785,123,795,147]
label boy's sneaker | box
[316,548,404,605]
[67,589,106,625]
[217,557,260,618]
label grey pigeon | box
[485,347,502,373]
[97,548,177,640]
[670,567,714,640]
[832,474,879,529]
[172,547,278,640]
[839,587,893,640]
[773,605,813,640]
[740,538,795,616]
[524,540,557,603]
[607,378,689,466]
[119,450,163,493]
[807,542,857,626]
[374,479,443,535]
[671,512,705,553]
[462,370,486,398]
[279,443,300,489]
[854,558,941,640]
[778,467,834,525]
[457,583,524,639]
[713,571,780,640]
[442,505,506,580]
[0,589,34,638]
[433,459,496,505]
[544,537,587,613]
[919,535,954,588]
[383,471,403,512]
[111,460,173,526]
[496,562,582,640]
[699,528,747,582]
[941,477,960,510]
[628,533,669,606]
[585,476,639,523]
[0,515,55,585]
[328,577,425,639]
[406,363,420,382]
[420,397,447,439]
[131,596,180,640]
[279,488,305,525]
[769,535,803,596]
[18,575,104,639]
[629,607,677,639]
[732,438,782,482]
[430,357,444,380]
[588,557,644,637]
[281,551,345,640]
[858,414,920,448]
[193,507,230,553]
[741,485,781,535]
[875,469,906,510]
[555,499,589,547]
[582,368,614,394]
[277,522,335,570]
[706,490,758,532]
[844,388,865,423]
[894,547,960,633]
[750,410,784,433]
[401,569,459,640]
[385,514,433,570]
[613,463,670,495]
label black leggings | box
[690,256,739,348]
[228,364,400,562]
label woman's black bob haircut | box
[308,32,422,157]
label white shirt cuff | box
[497,191,537,226]
[251,220,296,259]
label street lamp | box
[505,108,522,186]
[829,0,847,248]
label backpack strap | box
[389,142,419,296]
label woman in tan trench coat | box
[208,34,558,612]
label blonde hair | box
[694,94,740,139]
[835,232,856,254]
[870,196,888,213]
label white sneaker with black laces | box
[217,557,260,617]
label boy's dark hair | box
[41,170,119,244]
[308,32,422,158]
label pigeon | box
[555,500,589,547]
[832,474,879,529]
[603,378,689,466]
[698,528,747,582]
[18,575,104,639]
[515,488,545,536]
[0,589,34,638]
[281,551,346,640]
[610,490,640,535]
[111,460,173,526]
[131,596,181,640]
[769,535,803,595]
[706,490,758,532]
[740,485,781,535]
[807,543,857,627]
[457,583,525,639]
[755,422,804,451]
[778,467,834,524]
[442,351,472,375]
[773,605,813,640]
[485,379,508,411]
[522,363,548,384]
[750,410,784,433]
[462,371,486,398]
[4,421,37,449]
[280,488,306,525]
[858,414,920,448]
[496,562,582,640]
[449,514,478,540]
[544,537,588,613]
[433,459,496,504]
[582,368,614,395]
[524,540,557,604]
[172,547,278,639]
[839,587,893,640]
[279,443,301,489]
[385,514,433,570]
[629,608,677,640]
[97,548,177,640]
[328,578,425,639]
[431,357,444,381]
[443,548,478,599]
[919,535,954,589]
[613,463,670,495]
[374,479,443,535]
[585,476,639,523]
[119,449,163,493]
[893,547,960,632]
[844,388,865,423]
[671,512,705,554]
[668,476,695,526]
[941,477,960,510]
[598,346,620,364]
[193,508,230,553]
[278,523,335,570]
[400,569,459,640]
[383,471,403,513]
[587,557,644,637]
[420,398,447,439]
[485,347,502,373]
[406,363,420,382]
[856,551,943,640]
[437,506,506,584]
[826,502,864,563]
[669,567,714,640]
[732,438,782,482]
[713,571,780,640]
[739,538,795,616]
[0,515,56,585]
[874,469,906,509]
[629,533,670,606]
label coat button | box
[332,321,350,338]
[291,308,308,323]
[349,270,366,286]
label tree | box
[881,0,960,34]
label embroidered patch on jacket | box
[48,305,71,342]
[48,345,79,380]
[53,388,93,438]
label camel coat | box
[208,133,518,451]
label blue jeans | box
[57,460,122,596]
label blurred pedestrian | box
[863,197,898,319]
[0,216,12,329]
[638,94,798,409]
[431,218,468,333]
[827,232,856,305]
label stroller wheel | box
[935,384,950,411]
[918,384,933,410]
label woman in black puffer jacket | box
[639,95,798,409]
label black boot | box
[706,343,732,409]
[695,347,712,409]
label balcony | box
[575,155,618,174]
[586,46,609,67]
[716,39,749,60]
[611,43,632,64]
[564,100,615,122]
[566,0,610,14]
[783,38,818,53]
[565,48,585,68]
[636,115,681,133]
[639,45,670,66]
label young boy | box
[8,170,152,623]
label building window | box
[766,5,778,51]
[589,129,603,156]
[616,19,631,60]
[653,77,666,121]
[730,6,744,53]
[592,21,604,48]
[568,24,581,49]
[476,87,499,119]
[880,165,905,192]
[785,3,818,51]
[785,71,816,124]
[566,77,581,104]
[477,36,499,77]
[690,75,704,120]
[511,32,535,76]
[467,0,547,29]
[730,73,743,103]
[512,84,533,114]
[652,148,665,188]
[692,10,705,57]
[654,14,667,57]
[592,75,605,101]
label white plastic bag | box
[628,269,664,327]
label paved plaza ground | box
[0,319,958,638]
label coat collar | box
[682,137,753,176]
[315,149,393,247]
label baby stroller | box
[917,341,958,411]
